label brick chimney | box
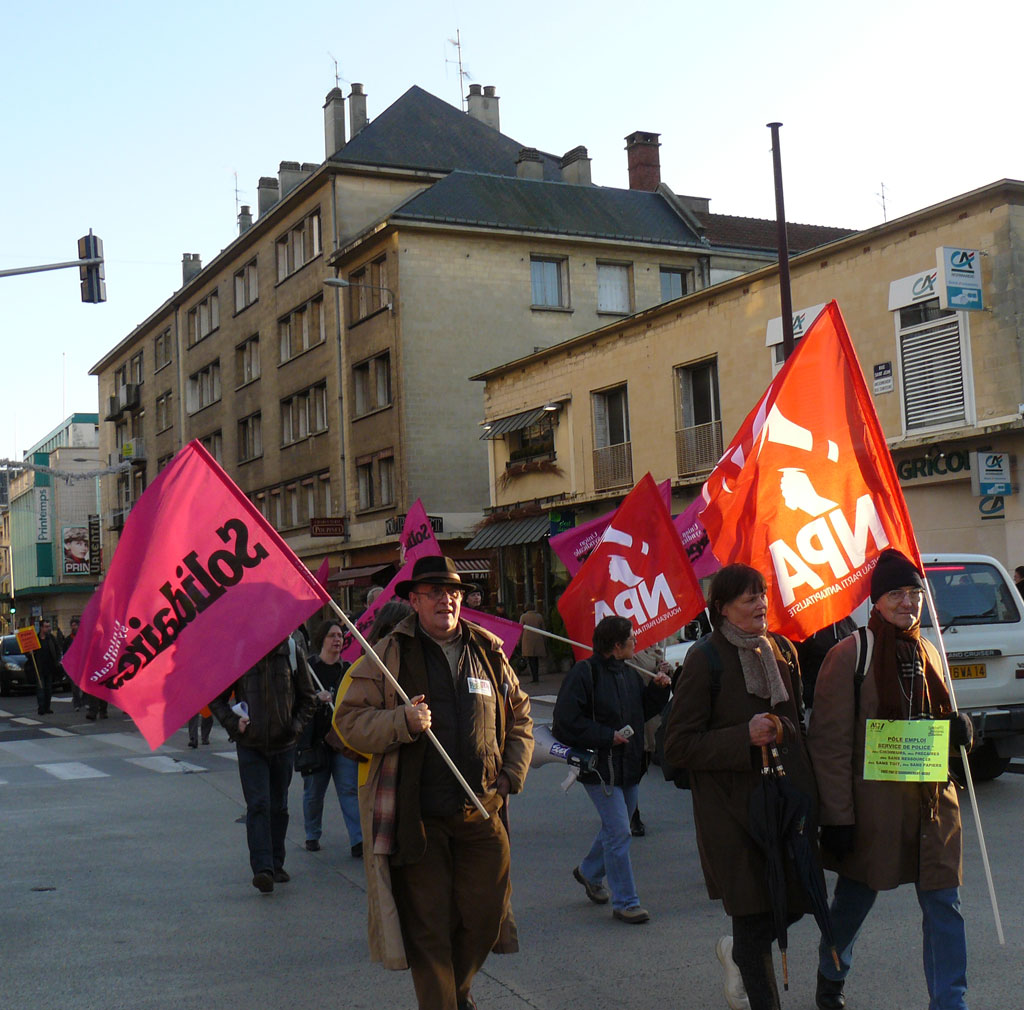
[182,253,202,286]
[467,84,500,131]
[561,146,592,186]
[323,87,346,156]
[625,131,661,191]
[516,147,544,181]
[349,83,368,137]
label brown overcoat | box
[806,633,962,892]
[662,630,817,917]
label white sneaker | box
[716,935,751,1010]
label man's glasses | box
[883,588,924,603]
[412,586,465,602]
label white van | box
[920,553,1024,780]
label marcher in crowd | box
[807,549,973,1010]
[336,555,533,1010]
[625,642,672,837]
[1014,565,1024,595]
[210,632,316,893]
[366,585,385,609]
[302,620,363,857]
[464,588,484,611]
[796,615,858,711]
[63,616,83,711]
[663,564,815,1010]
[35,618,64,715]
[518,603,546,683]
[552,615,671,925]
[187,706,214,748]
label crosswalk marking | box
[40,728,75,737]
[0,709,13,717]
[38,762,109,780]
[128,756,207,774]
[215,750,239,762]
[12,717,41,726]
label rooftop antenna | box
[234,171,241,218]
[446,30,473,110]
[876,181,888,222]
[327,52,348,90]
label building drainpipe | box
[329,173,348,526]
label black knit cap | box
[870,548,925,603]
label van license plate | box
[951,664,986,680]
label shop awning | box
[455,558,491,575]
[328,563,391,587]
[465,515,550,550]
[480,407,549,439]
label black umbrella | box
[747,715,840,991]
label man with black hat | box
[807,549,973,1010]
[336,554,533,1010]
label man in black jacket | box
[211,633,317,893]
[35,619,64,715]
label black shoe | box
[630,809,646,837]
[252,871,274,893]
[85,712,96,721]
[273,868,290,883]
[188,740,198,749]
[351,842,363,858]
[305,839,320,852]
[815,972,846,1010]
[458,996,477,1010]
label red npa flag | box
[700,301,919,640]
[558,473,705,660]
[62,441,330,748]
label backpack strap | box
[692,634,723,716]
[853,627,872,719]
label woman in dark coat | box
[663,564,817,1010]
[552,616,671,924]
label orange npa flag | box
[558,473,705,660]
[700,301,919,641]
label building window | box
[897,299,968,432]
[660,267,692,302]
[530,256,568,308]
[238,412,262,462]
[187,290,220,347]
[348,254,390,321]
[275,209,322,282]
[356,460,374,511]
[508,417,555,463]
[154,329,172,371]
[278,295,325,363]
[130,351,144,386]
[378,454,395,506]
[155,391,173,433]
[157,453,173,472]
[675,359,723,477]
[596,262,632,314]
[114,364,128,392]
[592,385,632,490]
[281,381,328,445]
[234,258,258,312]
[236,335,260,386]
[186,360,221,414]
[199,430,222,463]
[353,352,392,416]
[355,451,395,512]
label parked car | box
[0,635,34,695]
[920,553,1024,780]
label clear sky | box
[1,0,1020,462]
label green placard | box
[863,719,950,782]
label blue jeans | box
[819,875,968,1010]
[302,751,362,846]
[236,744,293,875]
[580,781,639,910]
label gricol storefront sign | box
[936,246,983,311]
[970,451,1012,496]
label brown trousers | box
[391,798,511,1010]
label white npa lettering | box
[466,677,493,696]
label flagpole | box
[518,624,658,680]
[767,122,795,360]
[922,583,1004,945]
[326,599,490,819]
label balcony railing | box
[593,442,633,491]
[675,420,723,478]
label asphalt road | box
[1,685,1021,1010]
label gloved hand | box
[820,824,856,860]
[949,712,974,753]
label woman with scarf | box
[807,550,972,1010]
[663,564,817,1010]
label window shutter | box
[597,264,630,313]
[593,392,609,448]
[901,318,965,430]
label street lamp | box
[323,276,396,313]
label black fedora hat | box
[395,555,478,600]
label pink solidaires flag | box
[339,499,442,663]
[461,606,522,659]
[550,479,672,576]
[673,496,722,579]
[62,441,330,749]
[314,557,330,589]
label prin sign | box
[35,486,52,543]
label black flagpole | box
[767,122,795,361]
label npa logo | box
[592,526,678,628]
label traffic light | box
[78,230,106,303]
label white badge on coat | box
[467,677,493,696]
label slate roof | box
[694,211,854,254]
[391,171,704,247]
[330,85,563,180]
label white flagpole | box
[517,624,660,680]
[922,582,1004,945]
[326,599,490,819]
